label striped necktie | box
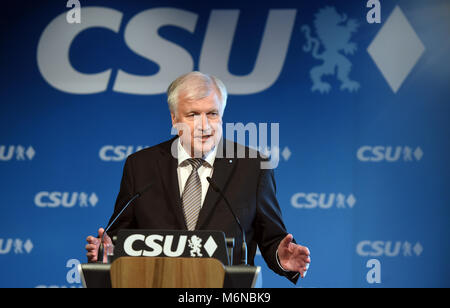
[182,158,205,231]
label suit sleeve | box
[106,156,137,239]
[255,166,299,284]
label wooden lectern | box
[110,257,225,288]
[79,230,261,288]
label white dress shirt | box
[176,138,217,207]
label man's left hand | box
[277,234,311,278]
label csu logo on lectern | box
[34,191,99,208]
[123,234,218,258]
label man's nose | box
[194,113,211,131]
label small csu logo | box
[356,241,423,257]
[0,145,35,161]
[357,146,423,162]
[99,145,149,162]
[0,239,33,255]
[34,191,99,208]
[291,193,356,209]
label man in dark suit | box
[86,72,310,283]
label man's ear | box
[170,112,176,127]
[171,112,183,137]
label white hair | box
[167,71,227,116]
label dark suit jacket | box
[107,136,298,283]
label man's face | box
[171,90,223,157]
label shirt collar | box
[177,138,217,168]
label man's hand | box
[277,234,311,278]
[85,228,113,263]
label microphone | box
[206,177,247,265]
[97,183,153,263]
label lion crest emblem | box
[302,6,360,93]
[188,235,203,257]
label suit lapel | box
[196,139,237,229]
[157,137,187,229]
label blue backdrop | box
[1,0,449,288]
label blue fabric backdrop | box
[0,0,449,287]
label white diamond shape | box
[413,242,423,256]
[24,239,33,254]
[26,146,35,160]
[203,236,218,257]
[346,194,356,208]
[367,6,425,93]
[414,147,423,161]
[89,193,98,207]
[281,147,291,161]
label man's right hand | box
[85,228,113,263]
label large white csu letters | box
[37,7,296,95]
[123,234,145,256]
[143,235,164,257]
[200,9,296,94]
[163,235,187,257]
[123,234,187,257]
[113,8,197,94]
[37,7,123,94]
